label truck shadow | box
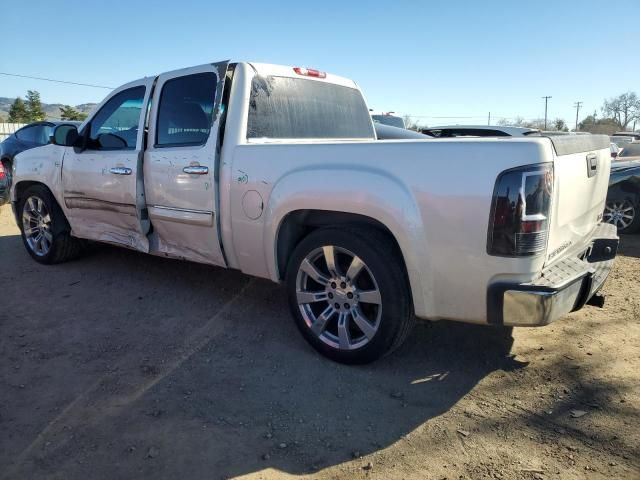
[0,237,525,479]
[618,233,640,259]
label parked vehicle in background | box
[421,125,539,137]
[616,142,640,161]
[605,156,640,233]
[611,135,635,149]
[613,131,640,141]
[374,122,427,140]
[371,112,405,129]
[610,142,620,159]
[0,121,80,204]
[0,161,9,205]
[10,61,618,363]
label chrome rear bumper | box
[488,223,618,327]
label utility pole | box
[574,101,583,131]
[488,112,491,126]
[542,96,552,130]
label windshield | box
[247,76,374,140]
[619,143,640,157]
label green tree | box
[578,115,618,135]
[59,105,87,121]
[553,118,569,132]
[25,90,46,121]
[8,97,29,123]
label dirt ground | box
[0,203,638,480]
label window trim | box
[153,72,218,149]
[86,85,146,151]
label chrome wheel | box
[22,196,53,257]
[296,245,382,351]
[604,199,635,231]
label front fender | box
[264,167,430,316]
[11,144,66,206]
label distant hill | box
[0,97,98,121]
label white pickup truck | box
[10,61,618,363]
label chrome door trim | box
[148,205,214,227]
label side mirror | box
[611,152,618,159]
[52,124,79,146]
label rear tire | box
[285,227,414,364]
[18,185,84,264]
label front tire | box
[18,185,84,264]
[285,227,413,364]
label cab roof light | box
[293,67,326,79]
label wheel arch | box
[13,181,67,226]
[607,179,640,203]
[271,206,427,316]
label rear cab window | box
[247,76,374,140]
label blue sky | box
[2,0,638,127]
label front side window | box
[156,72,218,147]
[35,125,54,144]
[247,76,375,140]
[89,86,145,150]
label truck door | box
[143,62,229,266]
[61,79,154,251]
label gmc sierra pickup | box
[10,61,618,363]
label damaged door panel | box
[61,78,155,251]
[143,61,229,266]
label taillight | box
[293,67,327,79]
[487,163,553,257]
[0,162,5,180]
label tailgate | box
[546,135,611,264]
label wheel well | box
[14,181,51,203]
[276,209,407,280]
[608,181,640,203]
[12,181,57,223]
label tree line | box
[7,90,87,123]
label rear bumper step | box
[487,223,618,326]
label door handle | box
[183,165,209,175]
[109,167,132,175]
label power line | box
[0,72,113,89]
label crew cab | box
[10,61,618,363]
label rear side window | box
[16,126,39,143]
[247,76,375,140]
[156,72,217,147]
